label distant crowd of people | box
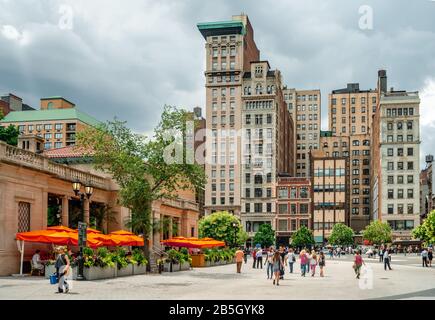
[234,243,433,285]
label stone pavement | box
[0,256,434,300]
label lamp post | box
[232,222,238,248]
[72,179,94,280]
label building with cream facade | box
[371,71,421,240]
[283,88,321,177]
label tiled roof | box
[0,108,100,127]
[43,145,93,159]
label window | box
[407,162,414,170]
[44,142,52,150]
[407,148,413,156]
[407,189,413,199]
[407,175,414,184]
[407,121,413,130]
[44,133,52,140]
[387,176,394,184]
[387,148,393,157]
[278,188,288,199]
[398,162,404,170]
[397,148,403,156]
[44,124,52,130]
[245,203,250,213]
[388,189,394,199]
[55,133,62,139]
[254,203,262,213]
[299,204,308,214]
[55,123,63,130]
[388,204,394,214]
[54,142,62,148]
[398,204,404,214]
[279,204,288,214]
[397,189,404,199]
[407,204,414,215]
[397,175,403,184]
[18,202,31,232]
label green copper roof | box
[197,20,245,39]
[0,108,100,127]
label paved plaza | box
[0,254,434,300]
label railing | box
[162,198,199,211]
[0,141,111,190]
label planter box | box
[116,264,133,277]
[191,254,205,267]
[84,266,116,280]
[133,264,147,275]
[180,262,190,271]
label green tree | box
[253,223,275,248]
[412,210,435,245]
[328,223,354,246]
[362,220,392,245]
[0,124,19,146]
[198,211,244,247]
[77,105,206,269]
[291,226,314,247]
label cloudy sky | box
[1,0,434,167]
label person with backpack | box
[55,246,70,293]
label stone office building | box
[371,72,421,240]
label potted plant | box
[83,247,116,280]
[113,248,133,277]
[132,249,148,275]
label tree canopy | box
[0,123,19,146]
[291,226,314,247]
[328,223,354,246]
[253,223,275,248]
[362,220,392,245]
[198,211,245,247]
[77,105,206,262]
[412,210,435,245]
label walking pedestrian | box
[252,248,257,268]
[319,251,326,277]
[337,247,341,258]
[279,246,286,280]
[353,250,365,279]
[55,246,70,293]
[300,249,307,277]
[310,250,318,277]
[384,248,392,270]
[272,251,284,286]
[421,248,429,267]
[243,247,249,264]
[379,247,384,263]
[287,248,295,273]
[266,247,274,279]
[235,247,244,273]
[428,248,433,267]
[256,247,263,269]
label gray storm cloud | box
[0,0,434,166]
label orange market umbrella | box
[161,237,225,249]
[47,225,76,233]
[109,230,145,246]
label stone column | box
[61,196,69,227]
[168,217,173,239]
[83,198,90,225]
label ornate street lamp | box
[232,222,238,248]
[72,179,94,280]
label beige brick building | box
[283,88,321,177]
[240,61,294,240]
[328,83,377,232]
[197,15,295,229]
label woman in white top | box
[310,250,318,277]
